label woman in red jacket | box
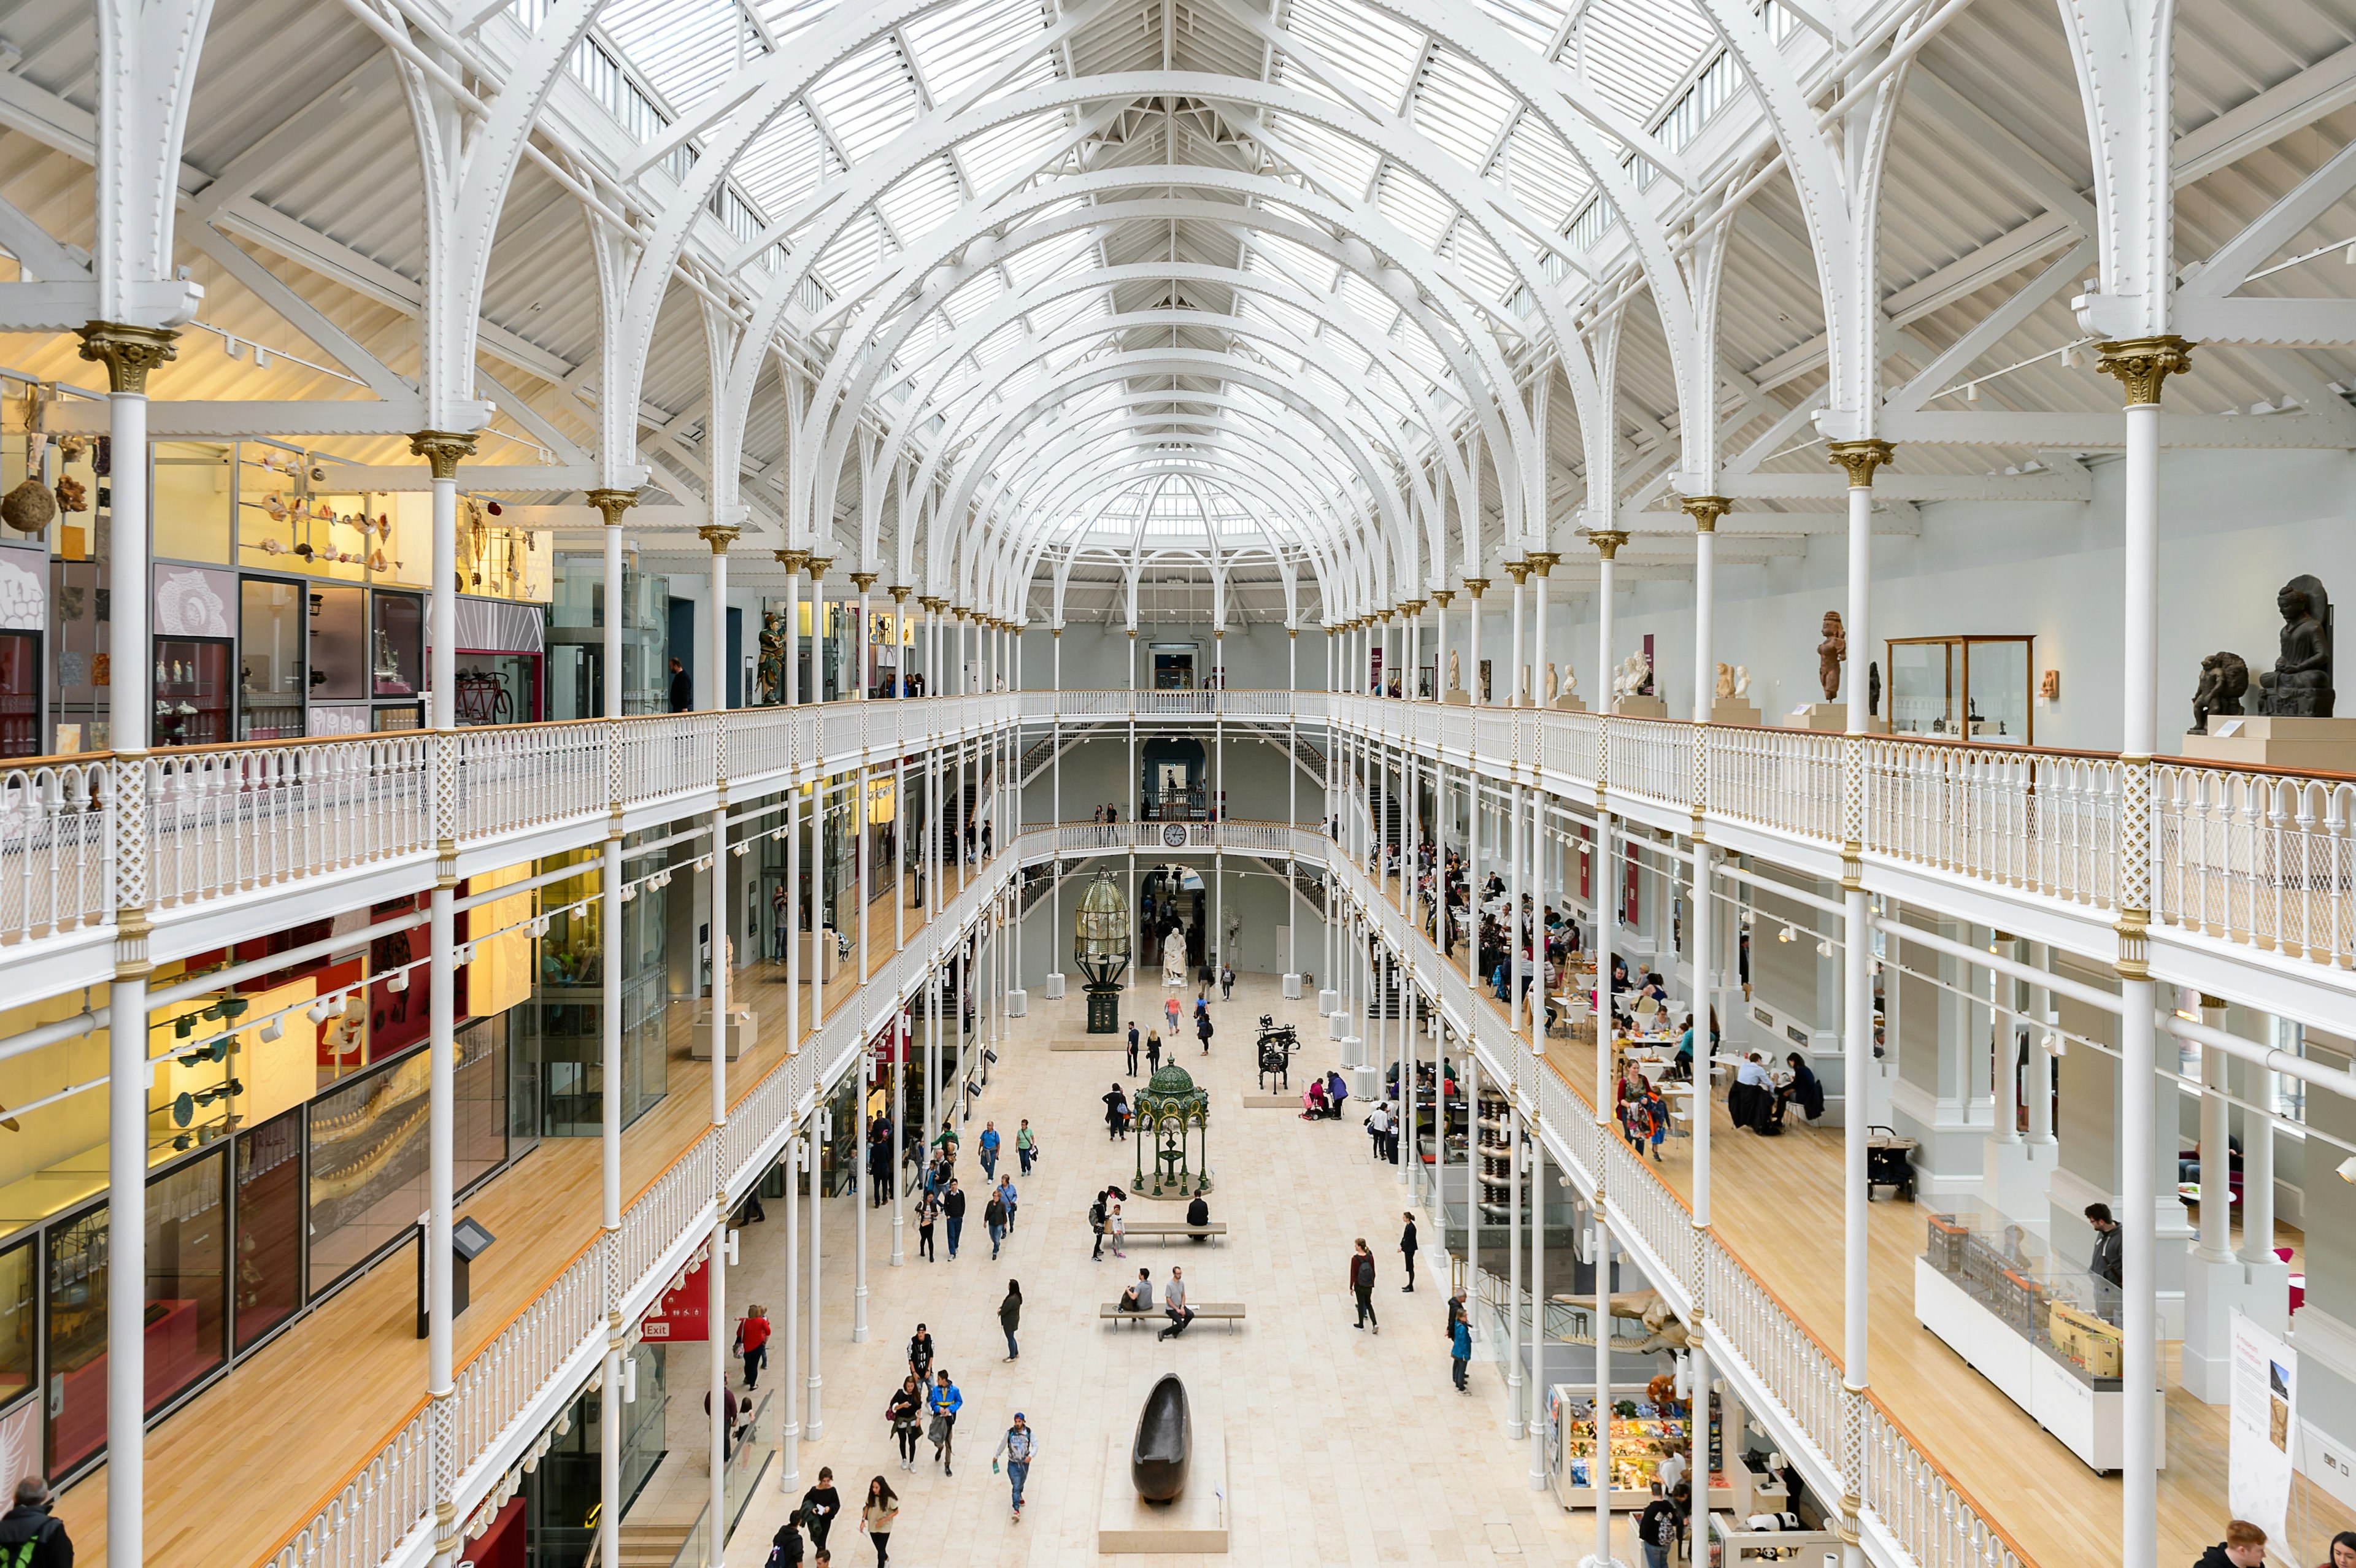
[739,1304,772,1390]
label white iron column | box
[1528,555,1555,708]
[702,525,735,1568]
[1685,498,1728,723]
[84,323,176,1568]
[780,1129,801,1493]
[1528,1113,1548,1489]
[1590,1205,1612,1567]
[1825,439,1892,1567]
[1505,562,1528,704]
[1465,580,1487,705]
[587,487,634,1568]
[2098,334,2188,1568]
[410,428,475,1568]
[807,1097,825,1440]
[1507,1088,1526,1441]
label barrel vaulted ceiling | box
[1,0,2354,621]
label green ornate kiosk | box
[1074,870,1131,1032]
[1134,1063,1211,1197]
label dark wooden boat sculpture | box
[1131,1372,1192,1501]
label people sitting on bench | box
[1158,1267,1195,1341]
[1186,1196,1211,1234]
[1119,1268,1153,1313]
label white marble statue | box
[1447,649,1461,691]
[1163,926,1187,988]
[1734,665,1751,699]
[1565,665,1577,698]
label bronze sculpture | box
[755,610,788,704]
[1132,1373,1193,1501]
[2252,575,2335,717]
[2189,651,2250,733]
[1817,612,1846,703]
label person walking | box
[1090,1188,1110,1261]
[997,1172,1019,1233]
[1104,1083,1129,1140]
[927,1370,962,1474]
[1196,1008,1214,1056]
[1145,1032,1162,1072]
[1638,1482,1688,1568]
[800,1469,842,1556]
[1126,1023,1141,1075]
[739,1302,773,1388]
[1158,1265,1195,1340]
[944,1178,967,1259]
[999,1279,1023,1359]
[1108,1195,1127,1258]
[0,1478,70,1568]
[1350,1239,1380,1332]
[768,1510,806,1566]
[1165,993,1182,1037]
[859,1477,899,1566]
[1016,1119,1036,1175]
[1450,1310,1472,1391]
[1399,1213,1419,1293]
[885,1376,923,1472]
[906,1324,936,1387]
[993,1413,1039,1522]
[915,1188,939,1261]
[978,1121,1001,1178]
[1219,962,1234,999]
[983,1186,1007,1260]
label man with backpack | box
[0,1477,70,1567]
[1638,1482,1690,1568]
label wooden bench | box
[1118,1221,1228,1243]
[1099,1302,1247,1332]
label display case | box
[1552,1391,1693,1509]
[307,585,367,702]
[372,591,423,698]
[153,636,231,746]
[0,630,39,757]
[238,577,306,740]
[1914,1199,2157,1471]
[1887,636,2034,745]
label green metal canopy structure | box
[1134,1063,1211,1197]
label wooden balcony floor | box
[1377,872,2337,1568]
[53,855,993,1568]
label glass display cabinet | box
[1915,1199,2154,1471]
[1887,636,2034,745]
[154,636,231,746]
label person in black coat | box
[1782,1053,1825,1123]
[0,1478,71,1568]
[667,657,693,712]
[1399,1212,1419,1293]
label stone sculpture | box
[2252,574,2335,718]
[1715,662,1734,699]
[1734,666,1751,698]
[1447,650,1461,691]
[1163,926,1187,989]
[1869,659,1882,718]
[1133,1373,1193,1501]
[2190,651,2251,733]
[1545,662,1559,702]
[1817,612,1846,703]
[1563,665,1577,699]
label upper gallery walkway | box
[7,686,2349,1026]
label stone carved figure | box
[2252,575,2335,718]
[1563,665,1577,699]
[1545,662,1559,702]
[1734,665,1751,699]
[1817,612,1846,704]
[1715,662,1734,700]
[1162,926,1187,988]
[755,610,788,704]
[1447,650,1461,691]
[1869,659,1882,718]
[2190,651,2252,733]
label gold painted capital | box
[776,548,810,573]
[698,523,741,553]
[850,572,877,591]
[77,321,179,394]
[1502,559,1530,585]
[586,486,639,528]
[1587,529,1628,561]
[919,595,947,614]
[1524,551,1558,576]
[804,555,834,580]
[1461,577,1488,599]
[408,429,480,480]
[1825,439,1896,489]
[1399,599,1427,617]
[1680,494,1731,532]
[889,584,911,603]
[1430,589,1455,607]
[2095,335,2193,406]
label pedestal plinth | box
[2182,715,2356,771]
[1098,1431,1228,1553]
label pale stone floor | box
[714,972,1627,1567]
